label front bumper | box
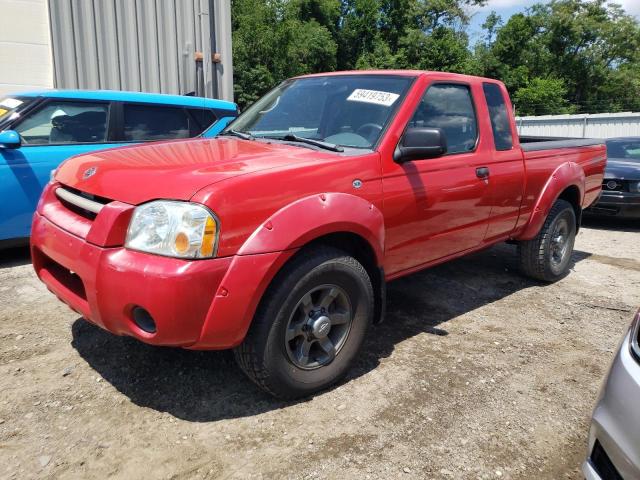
[582,330,640,480]
[32,211,232,347]
[31,183,298,349]
[586,191,640,218]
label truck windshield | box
[0,96,35,127]
[225,75,415,149]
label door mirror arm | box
[394,127,447,163]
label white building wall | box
[0,0,53,96]
[516,112,640,139]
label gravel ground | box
[0,217,638,480]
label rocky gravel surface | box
[0,217,638,479]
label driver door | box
[382,82,494,276]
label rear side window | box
[123,104,201,141]
[483,83,513,151]
[408,83,478,154]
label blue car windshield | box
[225,75,415,149]
[0,96,36,127]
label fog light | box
[132,307,156,333]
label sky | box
[468,0,640,42]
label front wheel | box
[517,199,577,282]
[234,247,374,399]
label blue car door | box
[0,99,124,241]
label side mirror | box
[394,127,446,163]
[0,130,21,149]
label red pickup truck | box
[32,71,606,399]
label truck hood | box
[55,137,337,204]
[605,157,640,180]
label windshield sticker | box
[347,89,400,107]
[0,98,23,109]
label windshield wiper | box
[269,134,344,152]
[221,129,254,140]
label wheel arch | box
[557,184,582,232]
[516,162,585,241]
[286,232,386,325]
[193,194,387,349]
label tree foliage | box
[231,0,640,114]
[478,0,640,114]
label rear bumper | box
[582,330,640,480]
[31,211,293,349]
[586,191,640,218]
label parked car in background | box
[0,90,238,246]
[583,309,640,480]
[586,137,640,218]
[32,71,606,399]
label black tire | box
[517,199,577,282]
[234,246,374,399]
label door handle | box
[476,167,490,179]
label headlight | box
[125,201,219,259]
[631,309,640,361]
[629,181,640,193]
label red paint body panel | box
[32,71,607,350]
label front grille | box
[56,185,112,221]
[590,440,623,480]
[602,179,629,192]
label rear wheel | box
[234,247,374,399]
[518,199,577,282]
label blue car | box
[0,90,238,245]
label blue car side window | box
[15,101,109,145]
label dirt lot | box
[1,217,638,480]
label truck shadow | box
[71,242,589,423]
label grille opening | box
[56,185,112,221]
[591,440,623,480]
[61,185,112,205]
[39,252,87,302]
[58,197,98,220]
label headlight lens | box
[629,181,640,193]
[631,310,640,361]
[125,201,219,259]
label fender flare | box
[238,193,385,264]
[193,193,385,349]
[516,162,585,241]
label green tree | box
[476,0,640,114]
[231,0,339,108]
[513,77,576,116]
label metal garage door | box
[48,0,233,100]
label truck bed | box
[519,136,605,152]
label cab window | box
[408,84,478,154]
[483,83,514,151]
